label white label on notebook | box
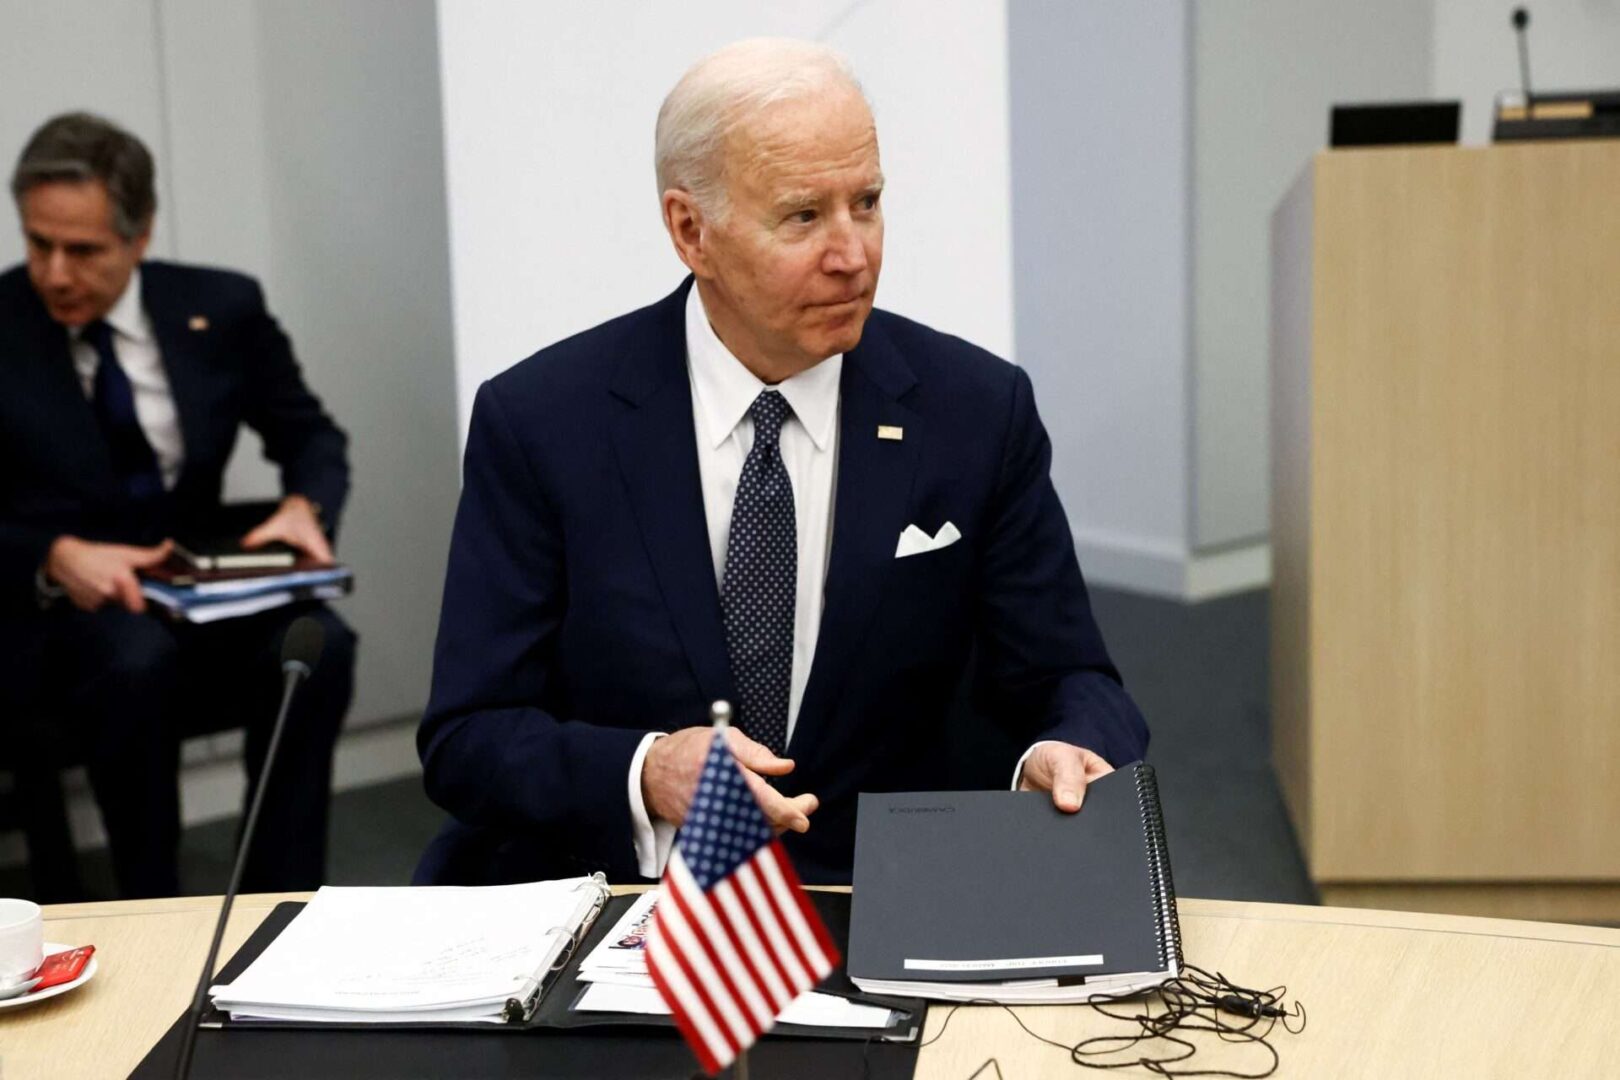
[903,954,1104,972]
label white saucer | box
[0,943,98,1011]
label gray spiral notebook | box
[847,762,1182,1003]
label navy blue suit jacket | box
[419,279,1147,885]
[0,259,349,613]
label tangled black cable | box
[916,965,1306,1079]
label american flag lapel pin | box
[188,315,209,331]
[877,424,903,441]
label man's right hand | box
[44,536,173,614]
[642,726,819,836]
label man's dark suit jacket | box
[419,278,1148,886]
[0,259,348,612]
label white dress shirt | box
[68,269,185,489]
[627,286,843,875]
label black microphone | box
[1512,7,1534,114]
[173,615,325,1080]
[280,615,325,680]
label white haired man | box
[417,39,1147,885]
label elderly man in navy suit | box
[419,39,1148,886]
[1,113,355,899]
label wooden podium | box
[1269,141,1620,923]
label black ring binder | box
[501,873,612,1022]
[1132,763,1184,973]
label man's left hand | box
[1018,742,1114,813]
[241,495,334,564]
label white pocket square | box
[895,521,961,559]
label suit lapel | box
[608,281,734,709]
[790,320,920,758]
[140,265,206,484]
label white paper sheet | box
[575,890,658,979]
[572,890,894,1030]
[573,983,895,1030]
[192,568,352,597]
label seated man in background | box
[0,113,356,899]
[418,39,1148,887]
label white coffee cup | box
[0,898,44,985]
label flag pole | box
[710,699,746,1080]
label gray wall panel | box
[1190,0,1432,548]
[1008,0,1191,560]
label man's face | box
[19,180,148,327]
[695,85,884,373]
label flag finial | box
[709,700,732,729]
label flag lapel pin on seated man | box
[645,700,839,1077]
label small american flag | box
[645,728,839,1075]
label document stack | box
[140,556,352,624]
[181,876,923,1046]
[847,764,1182,1004]
[568,891,898,1030]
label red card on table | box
[33,946,94,990]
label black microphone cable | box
[910,964,1306,1080]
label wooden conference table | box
[5,890,1617,1078]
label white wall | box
[242,0,462,723]
[1,0,460,732]
[1007,0,1192,593]
[1434,0,1620,145]
[1005,0,1442,596]
[0,0,177,265]
[437,0,1014,440]
[1190,0,1433,550]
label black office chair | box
[0,760,84,901]
[1,700,244,902]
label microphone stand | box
[1513,7,1534,116]
[173,658,313,1080]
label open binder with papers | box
[208,877,607,1024]
[847,763,1183,1004]
[194,876,924,1044]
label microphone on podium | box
[1512,7,1534,111]
[173,615,325,1080]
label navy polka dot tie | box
[722,390,796,756]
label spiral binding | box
[1132,763,1184,973]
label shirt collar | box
[685,284,841,451]
[74,267,152,344]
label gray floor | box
[1089,586,1315,904]
[4,585,1314,905]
